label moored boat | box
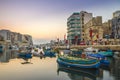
[44,49,56,57]
[87,53,110,66]
[98,51,113,57]
[71,49,82,55]
[18,53,32,59]
[84,47,98,53]
[32,48,44,57]
[57,55,100,68]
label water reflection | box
[57,64,102,80]
[0,49,18,63]
[112,59,120,80]
[57,56,120,80]
[0,49,120,80]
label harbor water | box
[0,50,120,80]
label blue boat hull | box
[18,53,32,59]
[100,60,110,66]
[44,51,56,57]
[87,54,105,59]
[87,54,110,66]
[57,58,100,68]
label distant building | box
[11,32,22,46]
[0,34,4,41]
[21,34,33,46]
[67,11,92,45]
[0,29,11,44]
[0,29,33,47]
[112,10,120,39]
[50,40,56,46]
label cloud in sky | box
[0,0,120,44]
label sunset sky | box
[0,0,120,44]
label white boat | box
[84,47,98,53]
[32,48,44,57]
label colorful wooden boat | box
[87,53,110,66]
[57,55,100,68]
[71,49,82,55]
[44,49,56,57]
[98,51,113,57]
[100,59,110,66]
[87,53,105,59]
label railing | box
[54,45,120,51]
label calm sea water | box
[0,50,120,80]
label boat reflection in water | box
[0,48,32,64]
[57,64,102,80]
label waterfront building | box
[67,11,92,45]
[67,12,81,45]
[0,29,33,47]
[102,20,112,39]
[21,34,33,47]
[84,16,103,44]
[0,29,11,46]
[112,10,120,39]
[80,11,93,41]
[11,32,22,46]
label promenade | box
[54,45,120,51]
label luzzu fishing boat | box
[57,55,100,68]
[87,53,110,66]
[98,50,113,57]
